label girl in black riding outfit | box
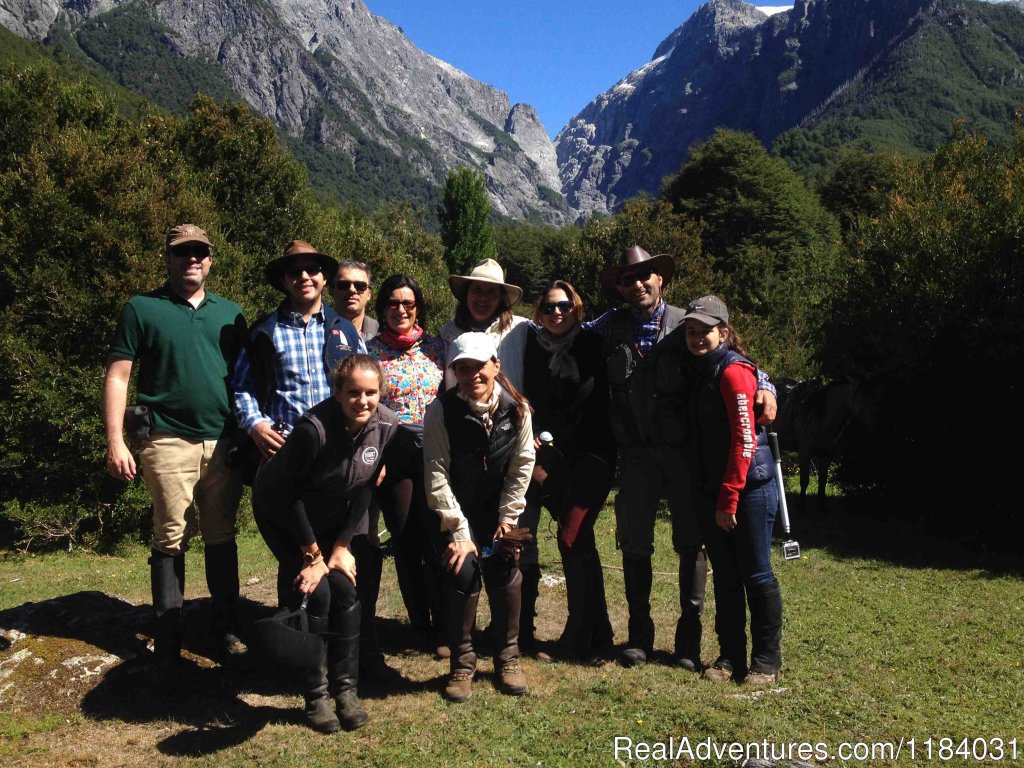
[253,354,401,732]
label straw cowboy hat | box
[264,240,339,291]
[448,259,523,306]
[599,245,676,302]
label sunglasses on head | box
[335,279,369,292]
[285,264,324,278]
[170,244,210,259]
[617,267,655,286]
[540,300,574,315]
[386,299,416,311]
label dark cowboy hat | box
[264,240,339,292]
[599,245,676,302]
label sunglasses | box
[540,300,574,315]
[170,245,210,259]
[285,264,324,278]
[618,267,657,286]
[386,299,416,311]
[335,279,369,292]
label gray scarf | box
[533,323,581,382]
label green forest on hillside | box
[1,22,1022,553]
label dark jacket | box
[688,346,774,496]
[254,398,400,546]
[604,303,687,447]
[523,326,615,467]
[245,303,362,414]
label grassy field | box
[0,491,1022,768]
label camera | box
[781,539,801,560]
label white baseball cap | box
[449,332,498,367]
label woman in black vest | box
[682,296,782,686]
[423,332,536,702]
[522,280,615,661]
[253,354,400,732]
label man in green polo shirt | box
[103,223,248,664]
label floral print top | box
[366,333,446,425]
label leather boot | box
[747,579,783,677]
[518,564,547,659]
[489,569,528,695]
[587,551,614,657]
[303,613,340,734]
[204,540,248,660]
[149,550,184,661]
[619,555,654,668]
[673,548,707,672]
[444,587,480,702]
[328,602,368,730]
[352,537,390,681]
[556,554,591,659]
[424,553,450,659]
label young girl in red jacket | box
[682,295,783,685]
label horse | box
[773,378,862,512]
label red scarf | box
[380,323,423,350]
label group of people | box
[103,223,786,736]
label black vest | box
[441,387,521,531]
[689,347,774,494]
[604,303,686,446]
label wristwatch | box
[302,548,323,567]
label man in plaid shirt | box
[232,240,364,460]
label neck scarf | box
[380,323,423,351]
[458,380,503,434]
[533,322,581,382]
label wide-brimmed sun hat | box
[448,259,523,307]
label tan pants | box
[141,431,242,555]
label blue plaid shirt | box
[233,306,336,434]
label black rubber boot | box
[204,540,248,660]
[488,569,528,695]
[619,555,654,668]
[517,563,544,658]
[444,587,480,702]
[673,548,707,672]
[328,602,368,730]
[587,551,614,657]
[303,613,340,734]
[556,554,591,660]
[149,549,184,661]
[747,580,783,675]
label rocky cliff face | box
[557,0,939,216]
[1,0,568,223]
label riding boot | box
[619,555,654,668]
[587,551,614,656]
[303,613,340,734]
[149,549,184,661]
[204,540,248,659]
[328,602,368,730]
[747,580,783,675]
[424,553,449,658]
[489,568,528,695]
[444,586,480,702]
[556,553,591,659]
[352,536,388,679]
[393,533,432,634]
[517,563,542,656]
[673,547,707,672]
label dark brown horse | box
[774,378,863,511]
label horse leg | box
[799,453,810,512]
[817,456,830,514]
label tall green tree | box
[439,166,496,276]
[662,129,842,376]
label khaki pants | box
[141,431,242,555]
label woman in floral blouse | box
[366,274,448,657]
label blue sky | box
[364,1,791,138]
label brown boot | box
[444,587,479,703]
[490,569,529,696]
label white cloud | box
[755,5,794,15]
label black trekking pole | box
[768,430,801,560]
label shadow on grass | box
[780,495,1024,577]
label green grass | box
[1,498,1022,767]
